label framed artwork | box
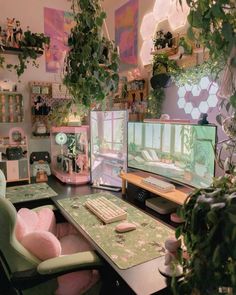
[115,0,138,65]
[44,7,75,73]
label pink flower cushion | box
[20,231,61,260]
[15,207,99,295]
[15,207,56,241]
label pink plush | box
[21,231,61,260]
[18,208,38,231]
[37,208,56,234]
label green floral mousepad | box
[57,192,174,270]
[6,183,58,204]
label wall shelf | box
[0,46,43,56]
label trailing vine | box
[63,0,119,110]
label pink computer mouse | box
[115,222,136,233]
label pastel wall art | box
[115,0,138,65]
[44,7,75,73]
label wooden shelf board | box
[120,172,189,205]
[0,46,43,55]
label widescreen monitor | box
[128,122,217,188]
[90,110,128,187]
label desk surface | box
[53,192,174,295]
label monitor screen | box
[90,110,128,187]
[128,122,217,188]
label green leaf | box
[222,22,233,42]
[212,245,221,266]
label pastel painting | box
[115,0,138,65]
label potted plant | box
[173,174,236,295]
[63,0,119,114]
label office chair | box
[0,197,103,295]
[0,169,6,197]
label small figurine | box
[13,20,23,47]
[0,27,4,49]
[161,238,182,277]
[6,18,15,46]
[198,113,209,125]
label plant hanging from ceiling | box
[63,0,119,111]
[185,0,236,99]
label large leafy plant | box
[174,176,236,295]
[171,1,236,294]
[63,0,119,110]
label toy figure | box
[76,154,84,172]
[13,20,23,47]
[6,18,15,46]
[162,238,182,277]
[0,27,5,49]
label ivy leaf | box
[212,245,221,266]
[215,114,222,125]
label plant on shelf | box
[4,28,50,77]
[63,0,119,114]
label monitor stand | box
[91,183,121,192]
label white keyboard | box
[142,176,175,192]
[84,197,127,224]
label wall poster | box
[44,7,75,73]
[115,0,138,65]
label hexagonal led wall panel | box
[140,12,156,41]
[140,0,189,65]
[177,76,219,119]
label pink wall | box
[0,0,71,154]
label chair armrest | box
[11,251,102,290]
[38,251,103,275]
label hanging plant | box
[184,0,236,99]
[63,0,119,111]
[171,59,223,87]
[146,88,165,119]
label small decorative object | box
[0,79,17,92]
[198,113,209,125]
[13,20,22,47]
[41,86,49,95]
[55,132,68,156]
[159,238,182,277]
[34,121,47,135]
[6,17,15,46]
[36,170,48,183]
[32,86,41,94]
[9,127,25,145]
[160,114,170,120]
